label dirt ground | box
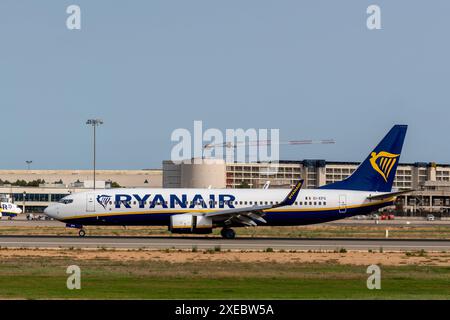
[0,248,448,266]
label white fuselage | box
[44,188,393,227]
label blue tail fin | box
[320,125,407,192]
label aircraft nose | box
[44,205,57,218]
[17,207,22,214]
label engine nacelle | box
[169,214,213,234]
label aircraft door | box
[86,193,96,212]
[339,195,347,213]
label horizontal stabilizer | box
[367,189,414,200]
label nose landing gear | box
[220,228,236,239]
[65,224,86,237]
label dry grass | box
[0,247,449,267]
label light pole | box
[86,119,103,190]
[25,160,32,170]
[22,191,26,215]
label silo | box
[180,158,226,188]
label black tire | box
[78,229,86,237]
[221,228,236,239]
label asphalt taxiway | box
[1,216,449,227]
[0,236,449,251]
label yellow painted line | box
[60,199,393,221]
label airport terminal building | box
[0,170,162,214]
[1,160,449,216]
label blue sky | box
[0,1,449,169]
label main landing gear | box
[220,228,236,239]
[78,229,86,237]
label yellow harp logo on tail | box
[369,151,400,182]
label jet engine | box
[169,214,213,234]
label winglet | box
[278,180,304,207]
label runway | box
[0,236,449,251]
[2,216,450,227]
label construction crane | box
[203,139,335,150]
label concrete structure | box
[163,159,450,216]
[163,159,226,188]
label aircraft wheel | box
[78,229,86,237]
[221,228,236,239]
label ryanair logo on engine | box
[96,193,236,210]
[369,151,400,182]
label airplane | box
[44,125,409,238]
[0,201,23,219]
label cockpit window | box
[59,198,73,204]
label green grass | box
[0,256,448,299]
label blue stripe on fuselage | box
[1,213,17,217]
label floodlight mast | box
[86,119,103,190]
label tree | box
[110,181,121,188]
[236,181,250,189]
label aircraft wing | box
[205,180,304,226]
[367,189,414,201]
